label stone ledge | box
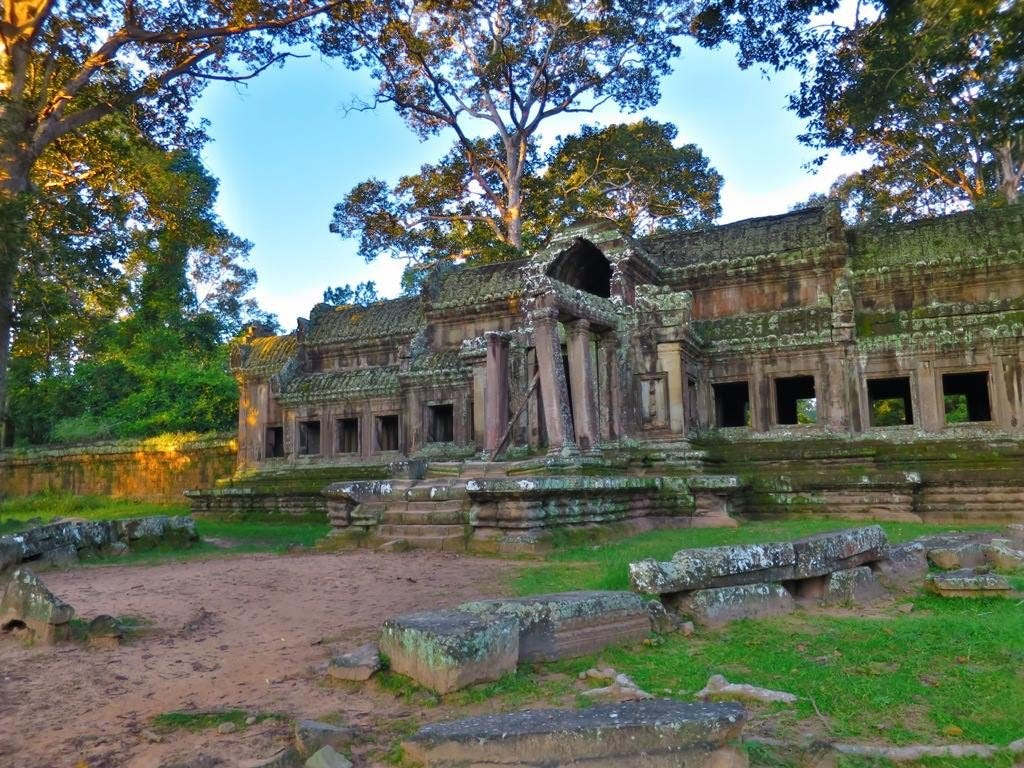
[403,700,747,767]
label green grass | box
[0,492,188,533]
[514,519,999,594]
[503,520,1023,765]
[150,709,282,733]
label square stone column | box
[656,341,684,434]
[597,335,621,440]
[530,307,578,457]
[484,333,510,454]
[565,319,599,451]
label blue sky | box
[196,38,867,328]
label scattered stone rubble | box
[0,515,198,571]
[629,524,1023,624]
[402,700,747,767]
[0,515,198,645]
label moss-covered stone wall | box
[0,433,236,503]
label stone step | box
[381,507,466,525]
[376,523,467,539]
[370,533,466,552]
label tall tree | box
[688,0,1024,220]
[537,119,722,235]
[0,0,343,435]
[332,119,722,272]
[322,0,679,252]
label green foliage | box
[944,395,970,425]
[537,120,723,235]
[871,397,909,427]
[689,0,1024,221]
[323,281,380,306]
[150,710,279,733]
[324,0,681,265]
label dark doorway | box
[377,414,400,451]
[337,417,360,453]
[546,239,613,297]
[265,426,284,458]
[713,381,751,427]
[298,420,321,455]
[427,404,454,442]
[867,377,914,426]
[942,371,991,423]
[775,376,817,425]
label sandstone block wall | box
[0,434,236,503]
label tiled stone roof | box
[278,367,400,404]
[642,208,833,271]
[305,297,423,344]
[401,349,471,384]
[232,334,297,376]
[428,259,525,312]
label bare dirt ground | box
[0,551,515,768]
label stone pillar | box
[597,335,621,440]
[471,361,487,447]
[917,360,943,433]
[531,307,578,457]
[484,333,510,454]
[565,319,599,451]
[657,341,684,434]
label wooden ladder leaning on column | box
[487,370,540,463]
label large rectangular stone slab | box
[791,525,888,578]
[458,591,649,662]
[379,610,518,694]
[629,526,888,595]
[630,542,796,594]
[403,700,747,767]
[668,583,794,627]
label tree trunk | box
[996,143,1021,205]
[0,160,32,446]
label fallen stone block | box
[984,540,1024,572]
[295,720,354,757]
[458,591,649,662]
[305,746,352,768]
[403,700,747,767]
[1005,524,1024,546]
[630,541,796,595]
[579,672,653,703]
[0,567,74,643]
[790,526,888,579]
[0,540,20,575]
[927,543,988,570]
[113,516,198,550]
[872,542,928,591]
[696,674,797,704]
[379,610,518,694]
[629,527,887,595]
[669,583,794,627]
[822,566,887,607]
[327,642,381,681]
[925,570,1011,598]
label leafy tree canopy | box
[332,119,723,277]
[321,0,680,251]
[323,281,380,306]
[688,0,1024,221]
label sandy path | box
[0,551,514,768]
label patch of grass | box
[149,709,280,733]
[373,670,441,707]
[514,519,998,594]
[0,492,187,532]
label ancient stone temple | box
[190,205,1024,549]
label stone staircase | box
[359,477,472,551]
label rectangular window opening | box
[713,381,751,428]
[298,420,321,455]
[775,375,817,425]
[942,371,991,423]
[265,426,284,458]
[337,417,359,454]
[867,377,914,426]
[377,415,400,452]
[427,404,454,443]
